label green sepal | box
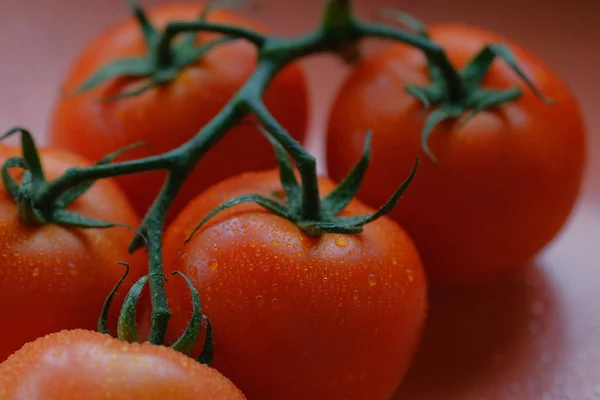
[0,127,46,184]
[71,58,152,96]
[98,262,130,335]
[256,124,301,211]
[321,131,372,218]
[1,157,27,202]
[126,0,158,47]
[420,107,461,163]
[51,209,135,230]
[185,194,292,243]
[169,271,203,356]
[196,316,214,365]
[117,274,150,343]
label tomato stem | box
[23,0,465,348]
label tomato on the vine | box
[0,329,245,399]
[326,24,586,286]
[48,3,309,222]
[0,145,146,362]
[162,169,427,400]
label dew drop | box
[256,295,265,306]
[323,275,329,283]
[262,265,271,272]
[32,268,40,277]
[190,267,198,277]
[237,288,243,295]
[248,264,254,272]
[353,290,360,300]
[271,298,278,306]
[335,236,349,247]
[272,240,280,246]
[208,259,219,270]
[406,269,415,282]
[391,258,398,266]
[250,241,257,248]
[368,274,377,287]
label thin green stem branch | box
[247,99,321,221]
[355,20,464,102]
[33,153,173,208]
[156,21,266,67]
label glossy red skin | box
[162,169,428,400]
[0,329,246,399]
[49,3,309,223]
[0,145,146,362]
[326,24,586,286]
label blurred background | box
[1,1,598,399]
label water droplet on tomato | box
[406,269,415,283]
[208,259,219,270]
[248,264,254,272]
[256,295,265,306]
[368,274,377,287]
[250,241,257,248]
[272,240,280,246]
[353,290,360,300]
[335,236,349,247]
[323,275,329,283]
[262,265,271,272]
[190,267,198,277]
[32,268,40,277]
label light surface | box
[0,1,598,399]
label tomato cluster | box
[0,2,585,400]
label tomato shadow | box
[393,263,566,400]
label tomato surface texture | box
[49,3,309,222]
[326,25,586,286]
[0,145,146,361]
[0,329,246,399]
[163,169,428,400]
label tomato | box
[0,329,245,399]
[0,145,146,362]
[48,3,309,222]
[326,24,586,286]
[162,169,427,400]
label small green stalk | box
[381,10,554,162]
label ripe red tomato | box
[0,145,146,362]
[326,24,586,286]
[162,169,428,400]
[48,3,309,222]
[0,329,245,399]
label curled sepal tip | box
[185,194,293,244]
[169,271,203,357]
[117,274,151,343]
[98,262,130,335]
[320,131,372,218]
[196,316,214,365]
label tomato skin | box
[326,25,586,286]
[162,169,428,400]
[48,3,309,222]
[0,329,245,399]
[0,146,146,362]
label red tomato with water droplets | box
[0,145,146,362]
[0,329,246,399]
[162,169,428,400]
[48,3,309,223]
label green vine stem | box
[18,0,527,348]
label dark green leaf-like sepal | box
[321,131,372,218]
[196,316,214,365]
[170,271,203,356]
[98,262,131,335]
[117,274,151,343]
[185,194,293,243]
